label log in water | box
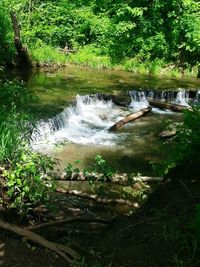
[148,99,191,112]
[109,107,152,131]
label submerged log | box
[148,99,191,112]
[109,107,152,131]
[10,11,32,68]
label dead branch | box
[0,220,80,264]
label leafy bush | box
[93,155,116,181]
[160,106,200,175]
[2,149,56,214]
[64,160,81,177]
[0,81,56,216]
[65,155,115,182]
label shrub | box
[2,148,56,215]
[160,106,200,175]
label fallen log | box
[56,189,139,207]
[109,107,152,131]
[27,215,116,231]
[51,172,163,185]
[148,99,191,112]
[0,220,79,264]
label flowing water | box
[2,66,200,214]
[2,66,200,175]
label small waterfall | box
[174,89,190,106]
[31,95,127,150]
[129,89,197,112]
[129,91,150,111]
[32,89,200,151]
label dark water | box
[1,66,200,175]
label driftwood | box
[51,172,163,185]
[10,11,32,68]
[27,216,116,231]
[56,188,139,207]
[109,107,152,131]
[0,220,79,264]
[148,99,191,112]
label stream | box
[2,65,200,215]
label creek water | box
[4,65,200,175]
[2,65,200,214]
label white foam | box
[31,95,126,151]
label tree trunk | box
[148,99,191,112]
[109,107,152,131]
[10,11,33,68]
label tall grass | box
[67,46,112,69]
[30,41,67,66]
[0,107,33,162]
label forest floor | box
[0,170,199,267]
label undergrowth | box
[0,81,57,217]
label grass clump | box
[30,41,67,66]
[67,46,112,69]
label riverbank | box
[6,44,198,79]
[1,41,200,79]
[0,169,199,267]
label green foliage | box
[2,149,56,214]
[93,155,116,181]
[30,41,67,65]
[0,81,56,216]
[65,155,115,182]
[64,160,81,177]
[159,106,200,175]
[0,82,36,161]
[2,0,200,73]
[0,107,32,162]
[0,2,15,65]
[67,45,112,69]
[0,81,37,109]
